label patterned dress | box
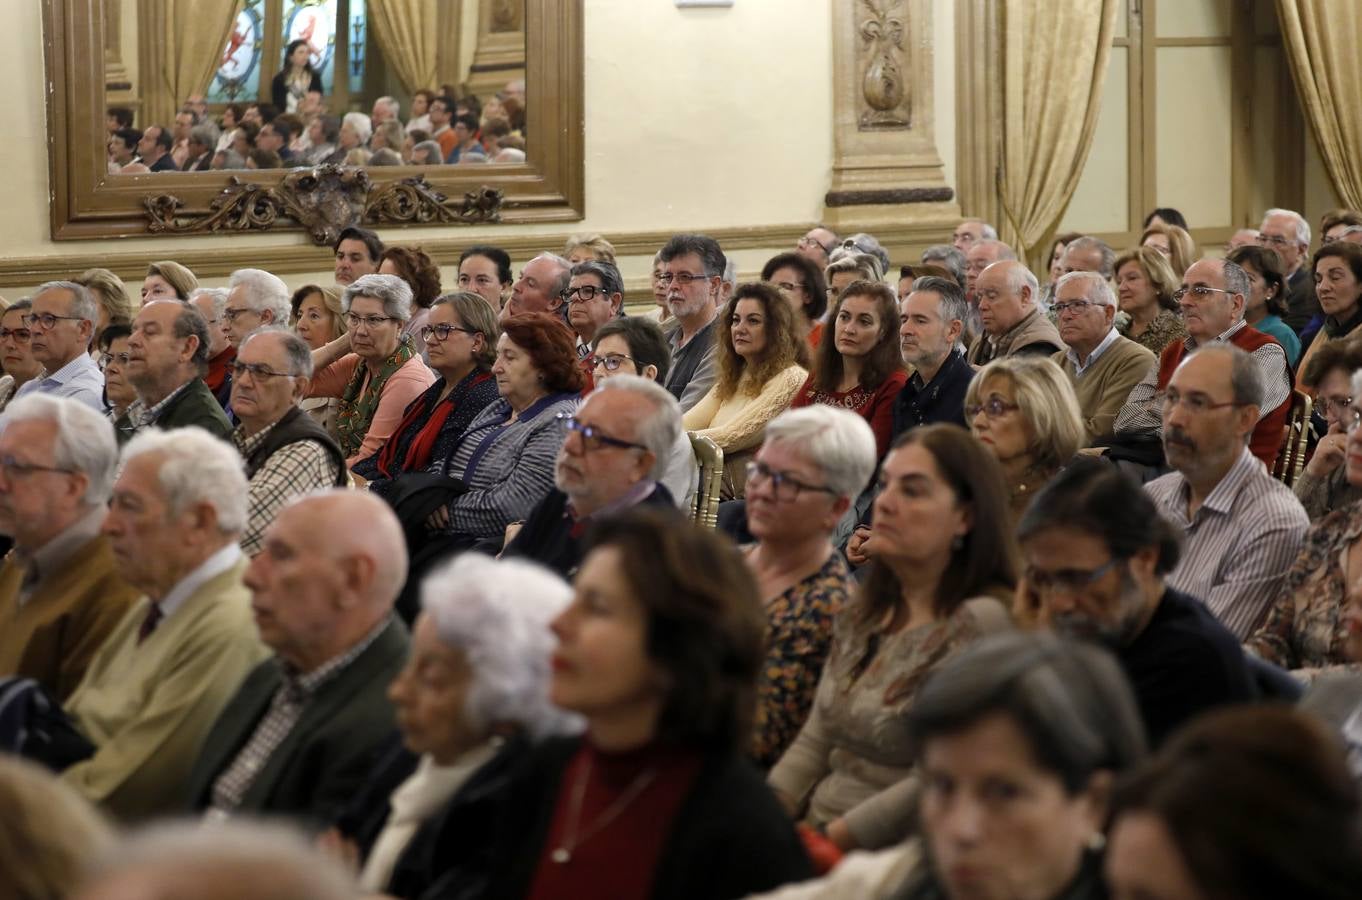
[1124,308,1187,358]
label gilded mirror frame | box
[42,0,584,241]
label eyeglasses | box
[221,307,261,323]
[1024,558,1123,595]
[1162,389,1241,414]
[1320,395,1355,420]
[421,323,474,343]
[745,460,838,502]
[345,313,395,329]
[656,272,715,287]
[1171,285,1234,303]
[0,454,74,479]
[98,351,131,370]
[22,313,84,330]
[230,361,294,380]
[1051,300,1099,316]
[965,397,1020,419]
[1256,233,1293,248]
[774,281,808,295]
[556,413,647,452]
[561,285,609,302]
[0,327,31,341]
[589,353,636,373]
[798,235,833,254]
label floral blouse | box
[751,551,851,769]
[1124,308,1187,358]
[1246,500,1362,681]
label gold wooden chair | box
[1272,390,1313,487]
[688,433,724,528]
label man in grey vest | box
[659,233,726,412]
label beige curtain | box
[369,0,440,95]
[142,0,244,129]
[1276,1,1362,209]
[997,0,1119,262]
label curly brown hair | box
[500,312,586,394]
[812,280,904,393]
[380,245,443,309]
[714,282,809,402]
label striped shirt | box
[1145,446,1309,639]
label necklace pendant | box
[551,847,571,864]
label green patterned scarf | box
[336,336,418,457]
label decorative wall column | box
[822,0,960,252]
[465,0,525,98]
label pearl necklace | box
[550,755,659,865]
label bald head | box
[289,490,406,604]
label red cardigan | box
[791,370,909,460]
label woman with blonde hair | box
[683,282,810,497]
[1113,245,1186,356]
[291,283,347,433]
[1140,222,1198,279]
[0,756,113,900]
[75,268,135,349]
[141,259,198,303]
[563,232,617,265]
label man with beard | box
[658,233,726,412]
[1017,459,1256,745]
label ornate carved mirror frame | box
[42,0,584,242]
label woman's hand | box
[1306,431,1347,478]
[425,505,451,531]
[846,526,873,568]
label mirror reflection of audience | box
[272,39,324,115]
[763,251,830,350]
[339,112,373,160]
[407,89,435,136]
[378,245,442,349]
[248,148,283,170]
[769,425,1017,852]
[96,323,135,420]
[0,757,113,900]
[371,120,406,156]
[1292,341,1362,519]
[289,283,346,434]
[107,127,140,173]
[0,299,42,412]
[304,114,341,165]
[457,245,514,312]
[409,139,444,165]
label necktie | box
[137,602,163,645]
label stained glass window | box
[209,0,265,104]
[347,0,368,97]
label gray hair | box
[1064,236,1116,279]
[412,140,444,163]
[971,239,1018,263]
[1054,270,1116,307]
[120,427,249,535]
[1262,207,1311,246]
[342,111,372,145]
[1185,343,1263,409]
[421,554,583,740]
[188,287,229,322]
[226,269,291,325]
[763,405,877,499]
[243,326,314,378]
[826,252,883,285]
[343,273,413,322]
[1002,262,1041,304]
[722,257,738,290]
[1221,258,1251,304]
[570,260,624,300]
[910,275,970,327]
[591,375,682,480]
[188,123,219,149]
[1339,225,1362,240]
[0,394,117,505]
[34,281,97,326]
[841,232,891,274]
[531,252,573,302]
[921,244,967,285]
[374,96,400,117]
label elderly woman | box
[1294,241,1362,385]
[464,509,811,899]
[966,356,1085,522]
[0,299,42,412]
[792,280,907,459]
[1114,245,1186,356]
[290,284,346,433]
[354,292,500,490]
[753,633,1147,899]
[307,274,435,466]
[1227,245,1301,366]
[563,232,617,265]
[1292,341,1362,520]
[141,259,198,304]
[683,282,810,498]
[763,252,830,349]
[1140,221,1198,278]
[770,425,1018,852]
[319,554,580,895]
[745,406,877,768]
[337,112,373,159]
[96,323,135,420]
[75,268,135,352]
[379,245,443,353]
[457,245,514,313]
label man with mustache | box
[1017,459,1256,745]
[1143,344,1308,639]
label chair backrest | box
[688,433,724,528]
[1271,390,1313,487]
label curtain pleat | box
[368,0,440,96]
[145,0,245,129]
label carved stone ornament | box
[858,0,911,130]
[143,165,504,246]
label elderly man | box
[230,328,347,557]
[1259,207,1317,333]
[952,218,997,252]
[963,239,1016,305]
[0,396,139,700]
[14,281,104,411]
[1018,460,1257,745]
[1113,258,1291,466]
[60,428,267,820]
[255,121,294,163]
[566,259,624,360]
[189,287,235,408]
[659,233,726,411]
[501,252,570,322]
[966,260,1065,365]
[1144,345,1308,640]
[333,226,384,286]
[1051,271,1154,441]
[118,301,232,444]
[184,491,409,825]
[1059,235,1116,281]
[371,95,399,127]
[1226,228,1259,252]
[504,377,680,580]
[797,226,839,268]
[892,275,975,433]
[223,269,292,351]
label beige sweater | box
[1052,335,1156,442]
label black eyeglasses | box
[0,327,32,341]
[745,460,837,502]
[23,313,84,330]
[421,324,475,343]
[965,397,1020,420]
[556,413,647,452]
[589,353,636,373]
[1024,558,1123,595]
[561,285,609,302]
[231,361,294,380]
[0,454,75,479]
[656,272,715,287]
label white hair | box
[1262,207,1311,246]
[1003,262,1041,304]
[120,427,248,535]
[342,111,372,145]
[374,96,400,117]
[963,218,999,241]
[722,258,738,290]
[34,281,98,326]
[1054,270,1116,308]
[590,375,682,480]
[343,273,413,322]
[188,287,229,322]
[227,269,291,325]
[421,554,582,740]
[0,394,117,505]
[763,405,877,499]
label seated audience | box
[135,125,177,172]
[185,491,409,825]
[303,115,341,165]
[792,280,907,459]
[0,395,139,700]
[74,268,135,350]
[502,251,570,322]
[659,234,727,410]
[141,260,198,303]
[1320,207,1362,243]
[224,269,293,358]
[1017,460,1256,745]
[96,323,135,419]
[1044,231,1082,287]
[1226,244,1301,367]
[60,428,267,820]
[918,244,967,291]
[837,233,891,275]
[354,292,499,492]
[1051,271,1155,441]
[892,275,975,433]
[1145,207,1188,230]
[1106,706,1362,900]
[798,226,839,268]
[565,260,624,360]
[457,244,514,312]
[1293,341,1362,519]
[763,252,830,349]
[563,232,618,265]
[770,425,1016,851]
[1294,240,1362,382]
[333,226,383,286]
[183,123,217,171]
[0,757,113,900]
[379,245,443,350]
[290,283,345,432]
[15,281,103,411]
[337,112,372,161]
[1113,245,1186,356]
[950,218,997,252]
[409,140,443,165]
[1226,227,1260,251]
[683,282,810,498]
[0,300,43,411]
[963,239,1017,335]
[1057,235,1116,282]
[117,301,232,444]
[745,407,875,768]
[1145,344,1309,639]
[966,260,1064,365]
[965,355,1085,522]
[107,127,140,171]
[469,508,811,899]
[188,287,235,409]
[824,252,882,305]
[230,328,347,556]
[504,376,682,578]
[1140,220,1198,278]
[307,274,435,466]
[1259,206,1318,334]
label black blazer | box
[271,68,324,113]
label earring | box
[1086,832,1106,852]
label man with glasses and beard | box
[1016,459,1256,745]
